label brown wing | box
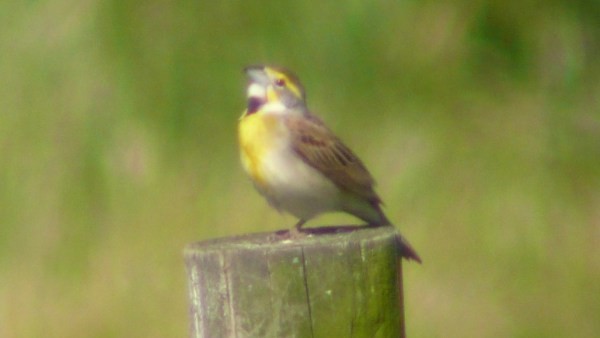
[285,113,381,203]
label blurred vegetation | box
[1,0,599,337]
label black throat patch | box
[247,97,265,115]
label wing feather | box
[285,114,381,203]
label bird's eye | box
[275,78,286,87]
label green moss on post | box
[184,226,408,338]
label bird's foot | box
[272,219,308,240]
[288,219,307,239]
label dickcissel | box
[238,65,420,262]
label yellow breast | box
[238,113,285,187]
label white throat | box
[247,83,266,98]
[247,83,287,114]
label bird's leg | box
[294,219,307,230]
[288,219,307,238]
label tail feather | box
[371,203,422,263]
[347,199,422,263]
[395,233,422,263]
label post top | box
[184,225,402,257]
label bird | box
[238,65,420,262]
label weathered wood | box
[184,226,407,338]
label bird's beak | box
[244,65,270,85]
[244,66,269,100]
[243,66,269,115]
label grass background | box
[1,1,599,337]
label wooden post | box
[184,226,408,338]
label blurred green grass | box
[1,0,599,337]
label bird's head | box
[243,65,306,116]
